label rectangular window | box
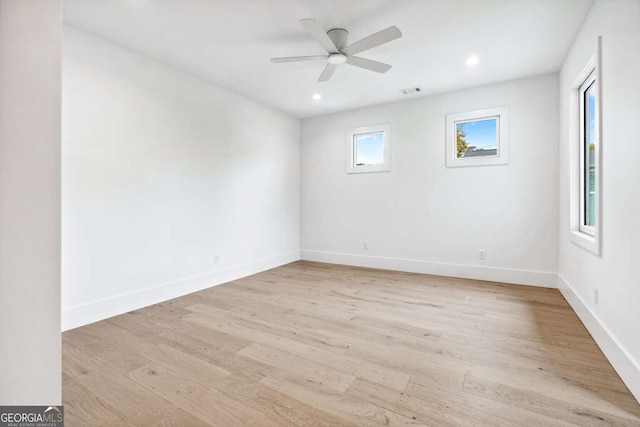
[446,107,508,167]
[580,71,597,234]
[347,124,390,174]
[455,117,499,159]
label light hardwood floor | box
[62,261,640,426]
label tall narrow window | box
[579,71,597,235]
[570,37,601,255]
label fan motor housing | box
[327,28,349,51]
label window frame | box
[445,107,509,168]
[578,70,597,236]
[569,36,602,255]
[346,123,390,174]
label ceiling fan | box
[270,19,402,82]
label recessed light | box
[312,93,322,100]
[466,55,479,67]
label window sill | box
[347,166,390,174]
[570,229,600,255]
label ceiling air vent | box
[400,87,421,95]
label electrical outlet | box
[594,288,599,305]
[363,241,368,250]
[214,254,219,264]
[478,249,486,260]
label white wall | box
[62,27,300,330]
[301,74,559,287]
[0,0,62,405]
[558,0,640,401]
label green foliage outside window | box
[456,124,468,158]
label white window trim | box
[445,107,509,168]
[569,36,602,255]
[346,123,390,174]
[578,70,597,237]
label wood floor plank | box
[261,373,425,426]
[185,303,411,391]
[462,373,640,427]
[183,308,346,356]
[201,285,444,347]
[238,343,356,393]
[345,377,462,427]
[204,373,355,427]
[62,373,135,427]
[106,311,278,384]
[129,363,279,427]
[62,261,640,426]
[63,342,210,426]
[464,362,640,419]
[404,379,578,427]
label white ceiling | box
[64,0,594,119]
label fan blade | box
[271,55,328,63]
[300,18,339,53]
[318,63,338,82]
[342,26,402,56]
[346,56,392,73]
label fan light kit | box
[271,19,402,82]
[328,53,347,65]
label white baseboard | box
[558,274,640,403]
[62,250,300,331]
[300,249,557,288]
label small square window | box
[347,124,390,174]
[354,132,385,166]
[446,107,508,167]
